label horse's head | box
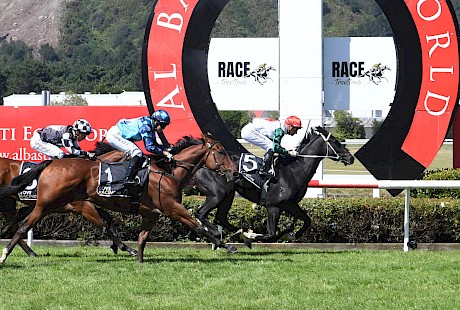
[202,133,238,181]
[301,127,354,166]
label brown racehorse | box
[0,134,237,264]
[0,149,138,257]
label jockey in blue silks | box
[105,109,173,185]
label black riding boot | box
[259,149,274,176]
[124,155,142,186]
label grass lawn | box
[1,246,460,309]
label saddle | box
[238,153,277,206]
[97,159,150,198]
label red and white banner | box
[0,106,199,161]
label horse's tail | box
[0,160,52,198]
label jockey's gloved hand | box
[88,152,97,161]
[164,151,174,161]
[288,150,298,157]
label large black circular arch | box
[181,0,247,154]
[356,0,460,195]
[143,0,460,194]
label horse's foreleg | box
[194,197,221,239]
[93,206,137,256]
[1,207,46,265]
[213,192,238,233]
[170,202,237,254]
[253,206,281,243]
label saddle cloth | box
[18,162,39,201]
[97,160,149,197]
[238,153,267,190]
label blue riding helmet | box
[151,110,171,125]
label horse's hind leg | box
[137,211,160,263]
[0,198,37,257]
[68,201,137,256]
[1,206,46,265]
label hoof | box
[110,244,119,255]
[129,250,138,257]
[29,252,38,257]
[226,245,238,254]
[280,232,296,242]
[243,237,253,249]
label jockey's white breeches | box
[240,123,272,151]
[105,126,143,158]
[30,132,65,159]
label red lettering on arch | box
[401,0,459,167]
[146,0,202,142]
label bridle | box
[152,139,229,182]
[296,130,342,161]
[152,139,230,209]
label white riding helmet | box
[73,119,92,135]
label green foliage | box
[411,168,460,199]
[4,195,460,245]
[50,94,89,106]
[219,110,254,138]
[371,118,383,135]
[333,110,365,141]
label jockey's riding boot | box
[124,155,142,186]
[259,149,274,177]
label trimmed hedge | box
[2,196,460,244]
[2,168,460,244]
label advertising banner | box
[323,37,397,114]
[0,106,197,161]
[208,38,279,110]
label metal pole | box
[27,229,33,247]
[403,188,410,252]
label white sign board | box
[323,37,397,115]
[208,38,279,111]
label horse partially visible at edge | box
[0,134,238,264]
[192,126,354,246]
[0,147,137,257]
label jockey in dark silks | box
[240,116,302,177]
[105,109,173,185]
[30,119,93,159]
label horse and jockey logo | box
[245,63,276,85]
[360,63,391,85]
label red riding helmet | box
[284,116,302,128]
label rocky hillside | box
[0,0,68,49]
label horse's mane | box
[169,136,203,155]
[92,141,118,156]
[301,126,325,147]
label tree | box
[333,110,365,141]
[50,94,88,106]
[371,118,383,135]
[220,110,254,138]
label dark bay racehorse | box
[0,151,138,257]
[193,126,354,245]
[0,134,237,264]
